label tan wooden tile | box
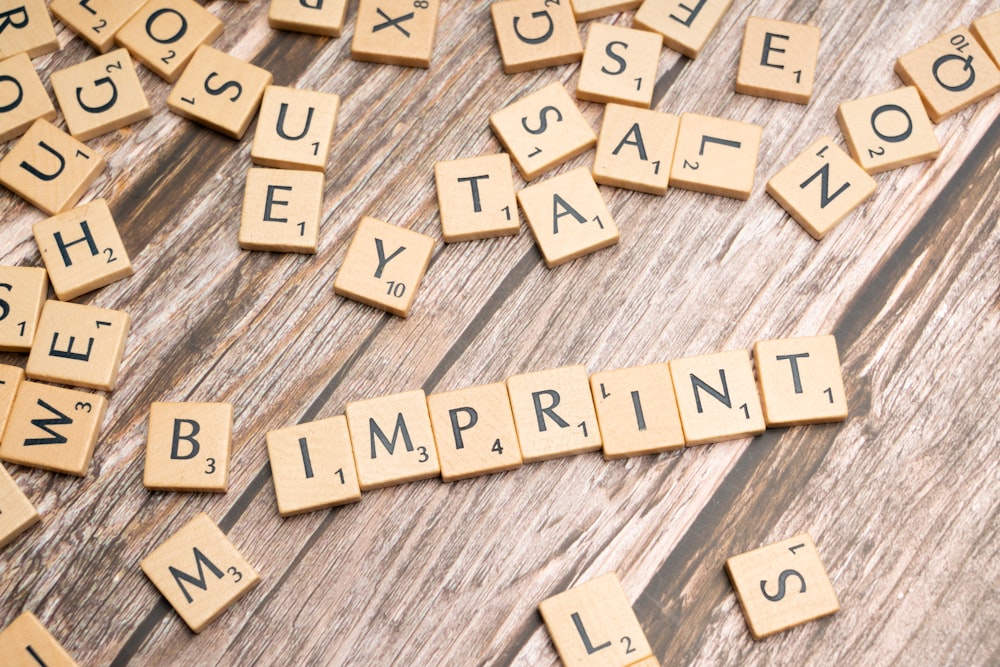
[0,380,107,477]
[251,85,340,171]
[539,572,653,667]
[345,388,440,490]
[143,402,233,493]
[32,198,134,300]
[426,382,523,482]
[507,364,601,462]
[491,0,582,74]
[266,415,361,517]
[0,0,58,60]
[626,657,660,667]
[753,334,847,427]
[590,363,685,459]
[166,45,273,139]
[50,0,143,53]
[895,27,1000,123]
[0,363,24,433]
[668,112,762,200]
[593,103,678,195]
[239,167,324,254]
[269,0,350,37]
[517,167,618,268]
[0,611,79,666]
[633,0,731,59]
[570,0,641,22]
[0,119,106,216]
[351,0,440,68]
[115,0,224,83]
[25,300,130,392]
[490,81,596,181]
[972,11,1000,68]
[668,349,765,446]
[735,17,820,104]
[0,462,39,549]
[332,216,435,318]
[140,512,260,633]
[577,23,661,107]
[836,86,940,174]
[725,533,839,640]
[766,136,877,240]
[434,153,519,242]
[0,266,47,352]
[0,52,56,142]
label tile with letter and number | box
[115,0,224,83]
[0,0,58,60]
[50,0,143,53]
[491,0,582,74]
[593,103,679,195]
[251,85,340,171]
[143,402,233,493]
[507,364,601,462]
[0,266,47,352]
[0,52,56,142]
[668,112,762,200]
[351,0,440,68]
[0,611,79,666]
[735,16,820,104]
[590,362,685,459]
[239,168,324,254]
[836,86,940,174]
[753,334,848,427]
[577,23,661,108]
[633,0,731,59]
[434,153,519,242]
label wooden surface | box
[1,1,999,665]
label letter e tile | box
[239,168,324,254]
[735,17,820,104]
[143,402,233,492]
[753,334,847,426]
[0,611,78,666]
[507,364,601,462]
[0,266,47,352]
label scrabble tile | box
[0,611,79,666]
[517,167,618,268]
[0,119,106,215]
[1,463,39,549]
[0,364,24,433]
[143,402,233,493]
[351,0,440,68]
[766,137,877,240]
[50,0,143,53]
[0,53,56,142]
[251,86,340,171]
[25,300,130,392]
[166,45,273,139]
[332,216,435,318]
[836,87,940,174]
[735,17,820,104]
[269,0,350,37]
[507,364,601,462]
[0,266,47,352]
[633,0,731,59]
[0,0,58,60]
[590,363,685,459]
[266,415,361,516]
[577,23,661,107]
[539,572,653,667]
[894,27,1000,123]
[668,112,762,200]
[570,0,641,22]
[725,533,839,640]
[753,334,847,427]
[626,658,660,667]
[115,0,224,83]
[668,349,765,446]
[33,199,134,300]
[434,153,519,242]
[140,512,260,633]
[972,11,1000,68]
[426,382,523,482]
[491,0,583,74]
[0,381,107,476]
[490,82,596,182]
[239,168,324,254]
[344,389,440,490]
[593,103,678,195]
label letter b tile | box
[143,402,233,492]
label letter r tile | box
[0,0,58,60]
[143,402,233,492]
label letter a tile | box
[0,266,47,352]
[269,0,350,37]
[434,153,519,242]
[836,87,939,174]
[115,0,224,83]
[507,364,601,462]
[251,86,340,171]
[736,17,820,104]
[239,168,324,254]
[753,334,847,427]
[0,611,79,666]
[143,402,233,492]
[0,0,58,60]
[491,0,582,74]
[50,0,143,53]
[669,112,762,200]
[0,53,56,142]
[351,0,440,68]
[577,23,661,108]
[634,0,731,59]
[593,103,679,195]
[1,460,40,549]
[590,363,685,459]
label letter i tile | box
[143,402,233,492]
[0,611,79,666]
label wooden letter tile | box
[725,533,839,640]
[0,611,79,666]
[140,512,261,633]
[332,216,435,318]
[570,0,641,22]
[766,136,877,239]
[972,11,1000,68]
[0,380,107,476]
[50,0,143,53]
[735,16,820,104]
[491,0,582,74]
[507,364,601,462]
[0,266,47,352]
[167,45,273,139]
[538,572,653,667]
[517,167,619,268]
[0,363,24,433]
[269,0,350,37]
[633,0,731,59]
[0,0,58,60]
[753,334,847,427]
[0,119,107,215]
[266,415,361,516]
[427,382,523,482]
[251,85,340,171]
[668,349,765,445]
[836,86,940,174]
[1,462,39,549]
[239,168,324,254]
[590,363,685,459]
[115,0,224,83]
[344,389,440,490]
[593,103,678,195]
[33,198,134,300]
[577,23,661,108]
[434,153,519,242]
[668,112,762,200]
[25,300,130,392]
[143,402,233,493]
[351,0,440,68]
[0,52,56,142]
